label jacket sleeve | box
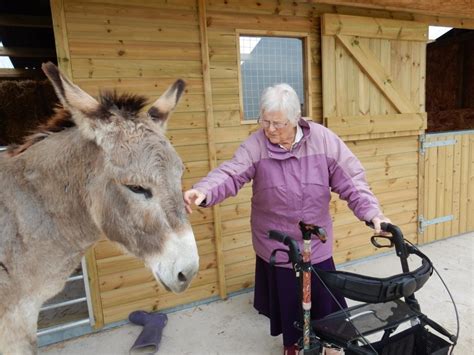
[325,129,381,222]
[192,143,256,207]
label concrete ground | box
[40,233,473,355]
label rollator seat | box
[311,300,418,345]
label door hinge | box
[420,135,457,154]
[418,215,454,233]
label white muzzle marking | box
[146,228,199,293]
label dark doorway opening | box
[426,28,474,132]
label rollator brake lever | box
[370,235,394,249]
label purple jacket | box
[194,119,381,267]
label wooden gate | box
[420,131,474,243]
[321,14,428,261]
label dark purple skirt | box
[253,255,347,346]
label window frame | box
[236,29,312,125]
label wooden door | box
[321,14,428,261]
[420,131,474,243]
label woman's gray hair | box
[259,83,301,126]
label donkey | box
[0,62,199,354]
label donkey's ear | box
[42,62,98,113]
[42,62,99,139]
[147,79,185,130]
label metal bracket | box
[419,215,454,233]
[420,136,456,154]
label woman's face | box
[260,111,296,149]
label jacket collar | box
[264,118,311,160]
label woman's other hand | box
[371,214,392,236]
[183,189,206,214]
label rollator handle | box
[365,222,409,267]
[268,230,301,266]
[268,230,291,244]
[365,222,419,310]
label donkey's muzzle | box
[146,228,199,293]
[153,263,198,293]
[177,264,198,284]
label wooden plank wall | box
[421,131,474,243]
[332,136,420,262]
[53,0,442,326]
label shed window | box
[239,36,306,121]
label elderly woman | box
[184,83,390,354]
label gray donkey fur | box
[0,63,199,354]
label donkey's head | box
[42,63,199,293]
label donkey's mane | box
[99,90,148,116]
[7,91,149,157]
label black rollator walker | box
[269,222,459,355]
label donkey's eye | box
[125,185,153,199]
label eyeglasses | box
[257,117,290,130]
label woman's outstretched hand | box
[371,214,392,236]
[183,189,206,214]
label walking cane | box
[298,221,327,354]
[269,223,327,354]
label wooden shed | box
[2,0,473,336]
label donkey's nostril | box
[177,272,187,282]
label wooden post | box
[49,0,72,79]
[304,35,313,119]
[85,248,105,329]
[418,134,426,244]
[198,0,227,299]
[416,38,427,245]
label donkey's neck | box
[12,128,104,251]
